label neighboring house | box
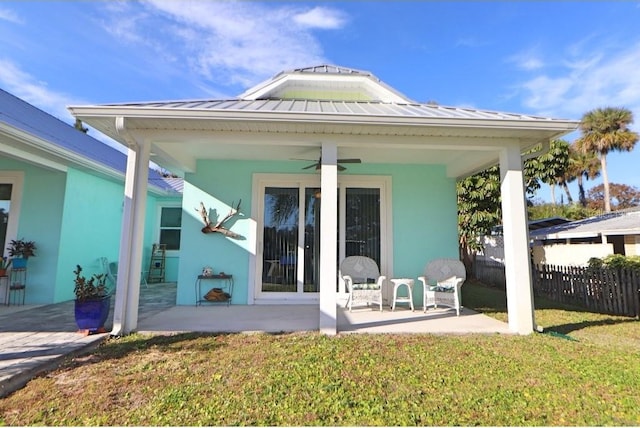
[480,217,572,263]
[0,89,181,304]
[69,64,578,335]
[530,208,640,266]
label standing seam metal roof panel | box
[102,98,571,123]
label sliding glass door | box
[255,175,388,302]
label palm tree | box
[575,107,639,212]
[567,144,601,207]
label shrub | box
[588,254,640,270]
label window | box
[159,207,182,250]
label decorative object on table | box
[73,265,113,335]
[418,258,466,316]
[202,266,214,277]
[6,238,36,269]
[204,287,231,302]
[196,200,242,238]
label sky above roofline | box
[0,1,639,203]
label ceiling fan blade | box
[338,164,347,171]
[337,158,361,164]
[302,163,318,170]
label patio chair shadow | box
[338,308,470,331]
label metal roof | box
[279,64,374,77]
[493,217,571,235]
[0,88,180,194]
[530,208,640,240]
[98,98,569,124]
[68,64,580,177]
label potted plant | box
[0,257,10,276]
[6,239,36,269]
[73,265,112,334]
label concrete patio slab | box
[137,303,510,335]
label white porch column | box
[111,118,150,336]
[499,143,535,335]
[319,142,338,335]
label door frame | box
[249,173,393,304]
[0,171,24,258]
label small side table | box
[390,278,415,311]
[195,274,233,306]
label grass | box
[1,280,639,426]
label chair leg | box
[141,271,149,288]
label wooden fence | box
[474,258,506,290]
[474,258,640,318]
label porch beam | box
[499,142,535,335]
[319,142,338,335]
[111,117,150,336]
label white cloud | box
[0,7,22,24]
[0,59,125,152]
[293,6,347,29]
[0,59,77,120]
[516,40,640,125]
[100,0,347,89]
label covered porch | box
[69,65,579,336]
[133,282,509,335]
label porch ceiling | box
[69,107,578,178]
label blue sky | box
[1,1,639,203]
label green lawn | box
[1,281,639,426]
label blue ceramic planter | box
[11,258,27,269]
[74,295,111,332]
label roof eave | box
[0,121,174,196]
[68,105,579,133]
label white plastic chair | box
[340,256,386,312]
[100,257,148,289]
[418,258,466,316]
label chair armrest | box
[418,276,428,287]
[342,274,353,291]
[377,275,386,288]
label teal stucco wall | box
[177,160,458,306]
[56,167,173,302]
[0,159,66,304]
[0,155,180,304]
[55,168,128,301]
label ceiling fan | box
[298,156,362,171]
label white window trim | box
[155,202,182,257]
[0,171,24,258]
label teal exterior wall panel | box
[55,168,126,302]
[55,168,170,302]
[0,159,66,304]
[391,164,458,276]
[178,160,459,307]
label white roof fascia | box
[68,105,578,134]
[532,231,601,240]
[600,228,640,236]
[240,73,412,103]
[0,122,172,196]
